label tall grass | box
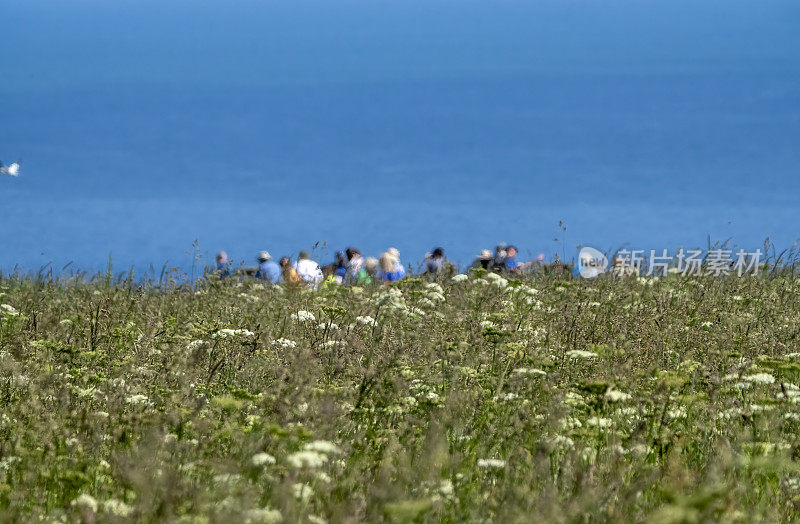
[2,268,800,522]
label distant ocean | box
[1,0,798,276]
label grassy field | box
[3,268,800,522]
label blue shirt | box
[215,262,230,278]
[256,260,282,284]
[382,270,405,282]
[505,256,520,270]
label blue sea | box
[1,0,799,276]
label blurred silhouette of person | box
[379,251,405,282]
[279,256,301,285]
[503,245,545,273]
[469,249,494,271]
[294,250,323,287]
[424,247,445,275]
[255,251,281,284]
[345,247,364,283]
[386,247,406,279]
[214,251,230,278]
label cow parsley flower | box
[287,451,328,468]
[303,440,341,455]
[566,350,598,359]
[251,452,277,467]
[293,483,314,502]
[355,316,377,327]
[291,310,316,322]
[213,329,255,339]
[244,508,283,524]
[103,499,134,517]
[587,417,612,428]
[477,458,506,469]
[451,274,469,283]
[604,389,631,402]
[126,394,151,406]
[743,373,775,385]
[71,494,98,513]
[273,338,297,349]
[512,368,547,376]
[0,304,19,317]
[550,435,574,449]
[186,339,206,350]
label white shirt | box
[294,259,323,286]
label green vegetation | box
[2,269,800,522]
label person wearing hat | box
[255,251,282,284]
[293,250,323,287]
[469,249,494,271]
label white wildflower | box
[425,283,444,293]
[0,304,19,317]
[251,452,276,467]
[244,508,283,524]
[742,373,775,385]
[186,339,206,350]
[303,440,341,455]
[273,338,297,349]
[512,368,547,377]
[355,316,377,327]
[492,392,519,401]
[71,494,98,513]
[550,435,574,449]
[565,392,586,406]
[484,273,508,288]
[125,394,152,406]
[477,458,506,469]
[604,389,631,402]
[566,349,598,360]
[559,417,583,430]
[451,274,469,283]
[587,417,612,428]
[427,291,446,302]
[103,499,134,517]
[667,406,687,419]
[291,310,316,322]
[292,483,314,502]
[213,328,255,339]
[287,451,328,468]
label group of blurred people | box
[212,243,542,287]
[468,244,545,272]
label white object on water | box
[0,162,20,176]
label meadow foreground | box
[2,270,800,522]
